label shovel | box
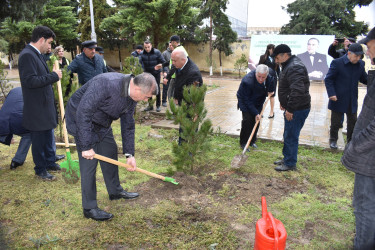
[231,96,271,168]
[94,154,179,185]
[54,61,80,184]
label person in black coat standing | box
[170,50,203,144]
[18,26,62,181]
[138,40,167,112]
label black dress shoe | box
[47,163,61,172]
[10,161,23,170]
[274,159,284,165]
[55,154,65,161]
[274,163,296,172]
[250,143,258,149]
[83,208,113,221]
[268,114,275,119]
[143,106,153,111]
[330,141,338,149]
[109,190,139,200]
[240,145,250,152]
[35,171,56,181]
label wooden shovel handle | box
[54,61,70,153]
[242,95,271,154]
[93,154,166,181]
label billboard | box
[249,35,335,81]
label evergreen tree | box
[280,0,370,37]
[121,56,143,76]
[39,0,78,48]
[199,0,236,75]
[234,54,247,78]
[166,83,213,174]
[101,0,200,49]
[212,11,237,76]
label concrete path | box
[152,77,367,150]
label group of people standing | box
[237,27,375,248]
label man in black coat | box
[297,37,329,81]
[18,26,62,181]
[65,72,158,221]
[272,44,311,172]
[138,40,167,112]
[170,50,203,144]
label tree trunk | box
[118,44,122,71]
[219,51,222,76]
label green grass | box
[0,120,355,249]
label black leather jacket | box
[278,55,311,113]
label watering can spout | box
[254,196,287,250]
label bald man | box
[169,50,203,105]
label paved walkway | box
[152,77,367,150]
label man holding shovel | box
[65,72,158,221]
[237,64,275,150]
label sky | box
[247,0,375,28]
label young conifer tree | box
[166,82,213,174]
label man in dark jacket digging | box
[341,27,375,250]
[237,64,275,150]
[272,44,311,172]
[65,72,158,221]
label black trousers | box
[330,109,357,143]
[240,111,260,147]
[148,73,161,107]
[76,132,123,209]
[30,129,56,175]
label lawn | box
[0,118,354,249]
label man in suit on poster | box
[297,37,329,81]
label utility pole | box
[89,0,97,42]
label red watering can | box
[254,196,287,250]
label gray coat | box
[341,70,375,177]
[65,73,136,154]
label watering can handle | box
[267,212,279,250]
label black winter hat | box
[271,44,291,57]
[170,35,180,42]
[359,27,375,45]
[135,45,143,50]
[82,40,97,49]
[348,43,364,55]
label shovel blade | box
[231,154,249,169]
[61,159,80,184]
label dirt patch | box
[134,171,306,208]
[129,171,307,247]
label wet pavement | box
[152,77,367,150]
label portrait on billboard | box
[297,37,329,81]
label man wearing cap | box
[328,37,356,59]
[324,43,367,149]
[341,27,375,249]
[272,44,311,172]
[67,40,107,85]
[131,45,143,58]
[95,46,116,72]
